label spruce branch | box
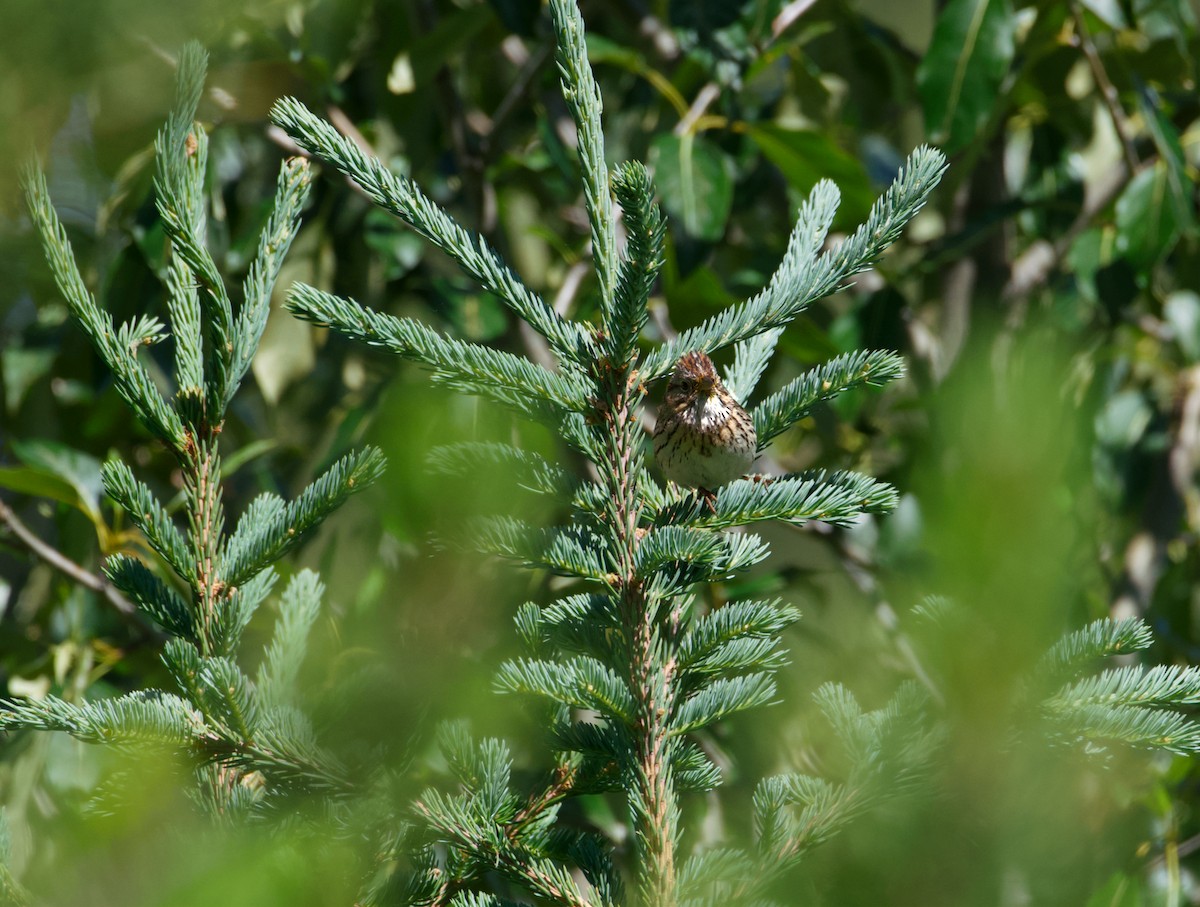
[608,162,664,368]
[728,685,939,900]
[167,256,204,400]
[472,517,609,581]
[228,156,313,404]
[415,790,596,907]
[262,5,944,903]
[1043,703,1200,755]
[654,470,899,530]
[195,656,260,740]
[676,600,801,677]
[640,147,948,381]
[672,743,723,792]
[723,327,784,406]
[102,460,194,584]
[157,42,207,207]
[919,604,1200,760]
[1034,616,1154,683]
[223,708,353,794]
[22,165,185,450]
[209,567,276,655]
[13,40,381,825]
[520,593,621,661]
[269,97,592,365]
[415,730,605,906]
[104,554,198,642]
[161,639,353,793]
[751,772,862,871]
[1051,664,1200,709]
[679,634,788,681]
[495,657,636,723]
[548,0,618,319]
[153,45,236,422]
[287,284,591,433]
[257,570,323,706]
[220,446,385,588]
[639,177,840,381]
[752,350,907,450]
[670,673,778,736]
[1038,660,1200,755]
[183,439,226,655]
[0,691,197,747]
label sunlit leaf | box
[1164,291,1200,362]
[2,348,55,414]
[1134,87,1196,233]
[0,467,80,510]
[1094,389,1152,450]
[1115,162,1182,272]
[1079,0,1126,27]
[745,125,873,222]
[917,0,1015,153]
[650,133,734,242]
[9,439,103,522]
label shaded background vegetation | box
[0,0,1198,903]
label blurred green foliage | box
[1,0,1199,904]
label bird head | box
[665,351,720,407]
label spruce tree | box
[12,43,380,815]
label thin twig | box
[485,41,553,149]
[1001,157,1140,311]
[553,260,590,318]
[675,83,721,136]
[0,496,164,640]
[1070,2,1139,175]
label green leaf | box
[1165,291,1200,361]
[1115,162,1184,271]
[0,467,81,511]
[220,439,277,478]
[1079,0,1126,28]
[2,348,55,414]
[650,133,734,242]
[1134,87,1195,233]
[917,0,1015,153]
[744,125,873,223]
[1095,389,1152,449]
[10,439,103,522]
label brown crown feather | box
[674,351,718,380]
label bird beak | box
[697,375,715,395]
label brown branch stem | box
[186,437,225,655]
[1070,2,1139,175]
[0,495,163,640]
[600,360,678,907]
